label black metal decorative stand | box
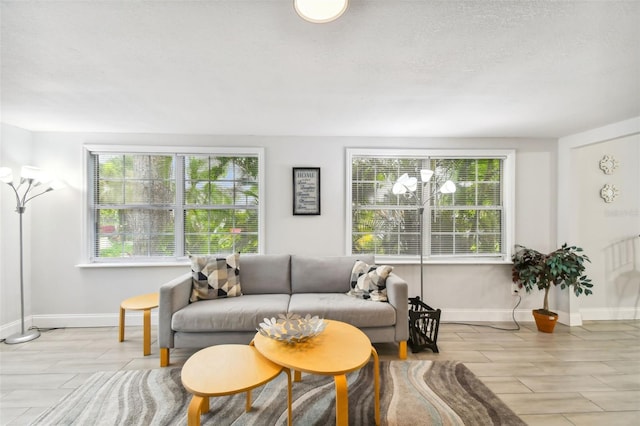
[408,296,441,353]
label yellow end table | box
[181,344,292,426]
[253,319,380,426]
[119,292,159,356]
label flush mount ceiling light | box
[294,0,348,23]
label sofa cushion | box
[173,294,291,332]
[288,293,396,328]
[189,253,241,302]
[238,254,292,295]
[291,255,375,293]
[347,260,393,301]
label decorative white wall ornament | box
[599,155,619,175]
[600,184,619,203]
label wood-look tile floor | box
[1,320,639,425]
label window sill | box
[373,257,512,265]
[76,261,189,268]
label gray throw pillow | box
[189,253,241,302]
[347,260,392,302]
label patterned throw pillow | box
[347,260,393,302]
[189,253,241,302]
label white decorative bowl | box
[257,313,326,344]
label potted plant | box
[511,243,593,333]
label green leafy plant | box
[511,243,593,314]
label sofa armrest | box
[159,272,192,349]
[386,272,409,341]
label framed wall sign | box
[293,167,321,215]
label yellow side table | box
[119,292,159,356]
[181,344,292,426]
[253,319,380,426]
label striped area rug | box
[31,360,525,425]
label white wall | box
[557,117,640,324]
[1,127,561,334]
[575,134,640,319]
[0,125,35,337]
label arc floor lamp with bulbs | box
[1,166,64,344]
[392,169,456,353]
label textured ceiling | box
[1,0,639,138]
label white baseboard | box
[580,307,640,321]
[34,313,159,329]
[2,307,637,339]
[439,309,534,323]
[0,313,159,337]
[0,318,33,340]
[422,307,640,325]
[556,310,583,326]
[555,308,640,325]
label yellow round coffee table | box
[181,344,292,426]
[119,292,159,356]
[252,319,380,426]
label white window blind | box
[183,155,259,256]
[87,146,262,262]
[347,149,514,263]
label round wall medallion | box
[600,184,619,203]
[599,155,619,175]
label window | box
[347,149,514,263]
[86,146,263,263]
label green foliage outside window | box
[93,152,259,260]
[183,156,258,255]
[351,155,505,258]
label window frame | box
[346,148,515,264]
[82,145,265,264]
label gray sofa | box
[159,254,409,366]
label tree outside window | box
[90,149,261,262]
[348,149,513,262]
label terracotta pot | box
[532,309,558,333]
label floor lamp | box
[1,166,64,344]
[392,170,456,300]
